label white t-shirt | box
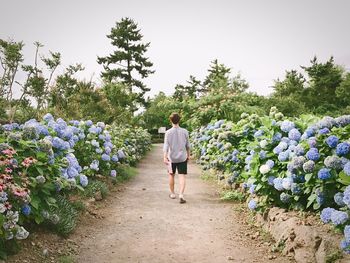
[163,126,190,163]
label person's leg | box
[178,161,187,203]
[179,174,186,195]
[169,173,175,194]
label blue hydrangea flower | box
[282,177,293,190]
[101,154,111,162]
[343,186,350,208]
[319,128,330,135]
[291,183,301,194]
[268,176,275,186]
[79,174,88,187]
[340,239,350,254]
[308,137,317,148]
[0,192,8,202]
[117,150,126,159]
[259,151,267,160]
[280,193,291,203]
[249,184,256,194]
[280,120,295,133]
[272,132,282,143]
[306,148,320,161]
[331,210,349,225]
[320,207,335,223]
[90,160,99,171]
[345,225,350,242]
[111,155,119,162]
[43,113,54,122]
[316,190,325,205]
[288,128,301,141]
[278,151,289,162]
[318,168,331,180]
[254,130,264,138]
[294,145,305,156]
[273,146,283,155]
[304,127,315,138]
[96,148,103,154]
[303,160,315,173]
[326,135,339,148]
[344,162,350,176]
[273,178,284,191]
[266,160,275,169]
[21,204,31,216]
[334,193,345,206]
[105,147,112,155]
[85,120,93,127]
[110,170,117,177]
[336,142,350,156]
[324,155,342,170]
[245,155,253,164]
[248,200,257,210]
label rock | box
[268,255,273,260]
[142,188,146,190]
[227,256,234,260]
[43,248,49,256]
[94,191,103,201]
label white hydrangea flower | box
[259,164,271,174]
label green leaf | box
[305,173,313,183]
[338,171,350,186]
[45,197,57,206]
[30,195,40,210]
[36,166,44,175]
[307,193,316,208]
[34,215,44,224]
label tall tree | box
[97,17,154,107]
[302,56,343,112]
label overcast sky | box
[1,0,350,98]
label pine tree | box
[97,18,154,107]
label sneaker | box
[179,195,186,204]
[169,193,176,199]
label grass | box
[325,250,343,263]
[58,255,75,263]
[200,171,217,182]
[113,166,138,184]
[220,190,246,202]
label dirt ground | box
[72,144,292,263]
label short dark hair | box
[170,112,181,124]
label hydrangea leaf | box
[338,171,350,186]
[305,173,313,183]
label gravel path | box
[73,144,289,263]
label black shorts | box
[170,161,187,175]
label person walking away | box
[163,113,190,204]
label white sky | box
[1,0,350,98]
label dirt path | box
[73,144,289,263]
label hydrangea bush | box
[191,107,350,252]
[0,114,151,256]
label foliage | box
[191,107,350,252]
[0,114,151,258]
[97,17,154,108]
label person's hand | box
[163,157,169,164]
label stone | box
[94,191,103,201]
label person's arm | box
[163,132,169,164]
[185,131,191,160]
